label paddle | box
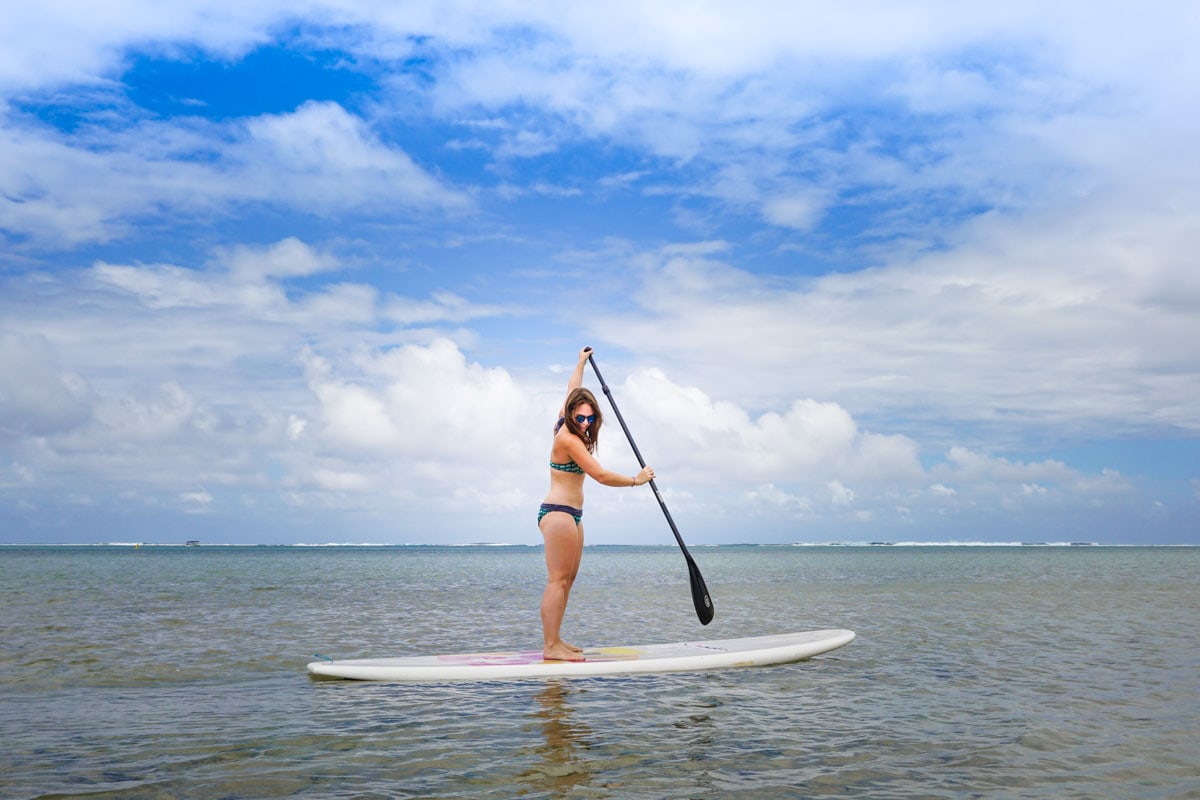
[587,350,715,625]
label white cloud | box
[286,415,307,441]
[0,249,1181,542]
[5,2,1197,253]
[180,488,214,513]
[745,483,812,517]
[613,367,923,486]
[827,480,855,507]
[93,263,233,310]
[222,236,339,281]
[383,291,510,326]
[0,240,545,518]
[0,102,470,246]
[239,101,472,213]
[761,193,825,231]
[91,382,214,444]
[0,1,282,91]
[309,468,375,493]
[941,447,1073,484]
[2,2,1197,543]
[90,239,375,333]
[597,212,1200,444]
[0,332,93,437]
[303,338,537,465]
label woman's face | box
[572,403,596,431]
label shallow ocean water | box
[2,544,1197,799]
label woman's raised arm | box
[557,346,592,417]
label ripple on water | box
[2,546,1198,799]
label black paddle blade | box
[687,556,715,625]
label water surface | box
[2,544,1197,798]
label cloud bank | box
[2,2,1197,543]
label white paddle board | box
[307,629,854,682]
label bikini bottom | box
[538,503,583,526]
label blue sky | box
[2,2,1198,545]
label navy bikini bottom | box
[538,503,583,526]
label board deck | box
[307,629,854,682]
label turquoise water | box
[2,544,1197,799]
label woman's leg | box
[565,522,585,652]
[540,512,585,661]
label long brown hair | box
[563,387,602,453]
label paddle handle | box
[587,352,714,625]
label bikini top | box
[550,416,586,474]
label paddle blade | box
[687,556,715,625]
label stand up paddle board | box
[307,629,854,682]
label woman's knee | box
[546,571,574,591]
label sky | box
[2,1,1198,546]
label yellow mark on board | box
[593,647,641,656]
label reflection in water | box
[519,681,595,797]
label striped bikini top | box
[550,415,586,474]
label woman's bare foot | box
[543,642,586,662]
[564,642,584,653]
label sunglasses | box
[574,414,596,424]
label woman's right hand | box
[578,346,593,363]
[635,465,655,486]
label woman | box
[538,346,655,662]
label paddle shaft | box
[587,352,714,625]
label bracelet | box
[631,476,636,487]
